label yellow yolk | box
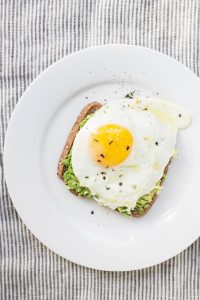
[90,124,133,167]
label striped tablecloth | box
[1,1,199,299]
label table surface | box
[1,1,200,299]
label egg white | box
[71,97,191,212]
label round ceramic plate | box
[4,45,200,271]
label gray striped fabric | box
[1,0,200,299]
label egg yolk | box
[90,124,133,167]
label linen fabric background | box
[0,0,200,299]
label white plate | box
[4,45,200,271]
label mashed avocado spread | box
[62,114,165,216]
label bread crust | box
[58,102,171,217]
[57,102,102,178]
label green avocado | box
[62,150,92,197]
[62,114,165,216]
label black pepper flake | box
[103,176,106,180]
[85,96,88,99]
[179,113,182,118]
[126,146,130,151]
[101,171,106,175]
[105,187,110,190]
[119,174,123,178]
[94,139,98,142]
[91,210,94,215]
[109,140,113,145]
[97,159,101,163]
[125,91,135,99]
[155,141,159,146]
[85,176,89,179]
[119,182,123,186]
[144,107,148,111]
[112,169,114,172]
[100,154,105,158]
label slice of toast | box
[58,102,170,217]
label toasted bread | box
[58,102,170,217]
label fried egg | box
[72,97,191,212]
